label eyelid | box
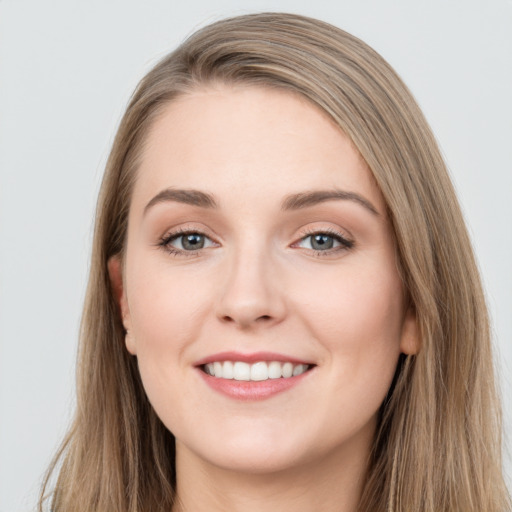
[291,226,354,254]
[155,223,354,258]
[170,232,216,249]
[157,225,220,256]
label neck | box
[172,432,371,512]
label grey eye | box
[298,233,340,251]
[169,232,215,251]
[310,234,334,250]
[181,233,205,250]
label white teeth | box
[282,362,293,378]
[268,361,282,379]
[250,362,268,381]
[293,364,307,376]
[204,361,310,381]
[233,362,251,381]
[222,361,234,379]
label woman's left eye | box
[295,232,353,252]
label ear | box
[108,256,137,355]
[399,307,420,355]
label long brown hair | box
[40,12,510,511]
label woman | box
[40,12,510,512]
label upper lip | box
[194,351,314,366]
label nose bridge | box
[216,236,285,328]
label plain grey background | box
[0,1,510,510]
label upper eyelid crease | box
[143,188,378,217]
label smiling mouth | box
[203,361,313,381]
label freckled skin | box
[111,85,419,511]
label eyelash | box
[157,227,354,257]
[293,227,354,257]
[157,227,215,257]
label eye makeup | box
[156,224,354,259]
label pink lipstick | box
[195,351,314,401]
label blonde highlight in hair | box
[40,12,510,512]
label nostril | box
[220,313,273,326]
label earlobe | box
[124,329,137,355]
[108,256,137,355]
[400,307,420,355]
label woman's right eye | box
[159,231,216,254]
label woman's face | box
[112,85,418,474]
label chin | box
[175,420,317,475]
[201,443,309,475]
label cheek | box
[297,260,404,341]
[124,261,216,433]
[127,255,213,345]
[124,257,215,394]
[293,261,404,402]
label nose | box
[215,247,287,330]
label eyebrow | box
[281,189,379,216]
[144,188,218,214]
[143,187,379,216]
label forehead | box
[132,85,384,214]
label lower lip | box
[197,369,311,401]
